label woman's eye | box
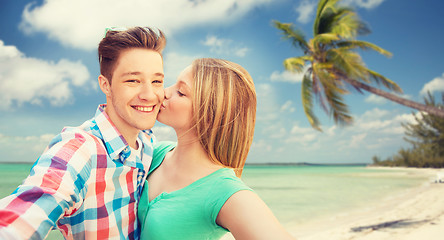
[177,90,185,97]
[126,80,138,83]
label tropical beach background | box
[1,163,442,239]
[1,0,444,165]
[1,0,444,239]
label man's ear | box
[98,75,111,96]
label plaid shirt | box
[0,105,154,239]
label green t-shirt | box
[138,141,252,240]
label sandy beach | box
[286,167,444,240]
[220,167,444,240]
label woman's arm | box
[216,190,295,240]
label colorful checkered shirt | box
[0,105,154,239]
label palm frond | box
[336,7,370,35]
[330,9,369,39]
[327,89,353,126]
[311,71,329,114]
[314,62,348,95]
[314,0,330,34]
[312,33,340,49]
[273,20,309,53]
[367,69,403,93]
[314,0,341,35]
[313,62,353,126]
[337,40,392,57]
[283,56,311,73]
[301,69,322,131]
[311,71,323,102]
[273,0,444,127]
[328,48,368,81]
[315,0,370,39]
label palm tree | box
[274,0,444,131]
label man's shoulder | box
[46,119,103,150]
[68,116,103,136]
[61,126,98,140]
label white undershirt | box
[128,138,142,161]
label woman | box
[138,58,294,240]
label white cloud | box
[349,133,367,148]
[255,83,280,122]
[202,35,249,57]
[270,70,305,83]
[0,133,56,163]
[152,125,177,142]
[295,0,317,24]
[234,48,249,58]
[341,0,386,9]
[251,139,273,153]
[280,100,296,113]
[252,106,415,163]
[256,83,273,97]
[420,73,444,95]
[365,94,387,104]
[0,41,92,110]
[393,113,418,125]
[354,108,418,135]
[20,0,272,50]
[163,52,199,87]
[325,125,337,136]
[295,0,385,25]
[288,123,320,144]
[246,102,418,163]
[361,108,390,120]
[265,125,288,139]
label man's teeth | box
[134,106,153,112]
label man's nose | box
[139,83,155,100]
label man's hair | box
[191,58,257,177]
[98,27,166,82]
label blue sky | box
[0,0,443,164]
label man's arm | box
[0,129,92,239]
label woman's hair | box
[191,58,257,177]
[98,27,166,82]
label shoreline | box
[287,167,444,239]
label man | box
[0,27,166,239]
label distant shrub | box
[372,92,444,168]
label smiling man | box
[0,27,166,240]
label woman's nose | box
[164,86,172,99]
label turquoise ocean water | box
[0,163,428,239]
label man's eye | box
[153,79,163,84]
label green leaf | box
[337,40,392,57]
[367,69,403,93]
[283,57,307,73]
[273,0,434,130]
[273,20,309,53]
[301,70,322,131]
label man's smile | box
[132,105,155,112]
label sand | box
[221,167,444,240]
[288,167,444,240]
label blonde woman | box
[138,58,294,240]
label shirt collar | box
[93,105,153,170]
[94,104,130,162]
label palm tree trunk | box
[342,78,444,118]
